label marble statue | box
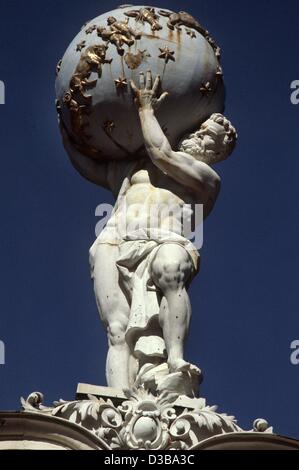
[15,4,279,453]
[61,70,236,392]
[56,6,237,395]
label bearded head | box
[179,113,237,165]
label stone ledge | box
[76,383,204,409]
[1,411,299,450]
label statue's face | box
[179,128,218,164]
[197,121,226,154]
[179,118,235,164]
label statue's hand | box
[130,71,168,111]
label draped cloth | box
[116,229,199,360]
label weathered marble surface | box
[57,6,237,395]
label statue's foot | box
[168,359,202,377]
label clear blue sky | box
[0,0,299,439]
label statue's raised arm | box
[131,71,237,217]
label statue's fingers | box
[139,71,145,89]
[146,70,152,90]
[152,75,160,94]
[157,91,169,105]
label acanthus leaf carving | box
[21,386,273,450]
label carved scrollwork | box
[21,392,45,411]
[252,418,273,433]
[21,387,273,450]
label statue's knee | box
[151,246,192,291]
[108,320,127,346]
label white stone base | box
[0,384,297,450]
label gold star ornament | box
[186,28,196,39]
[200,81,213,95]
[85,25,97,34]
[114,77,128,90]
[76,40,86,52]
[158,46,175,64]
[104,120,115,134]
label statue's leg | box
[92,243,134,389]
[151,243,196,374]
